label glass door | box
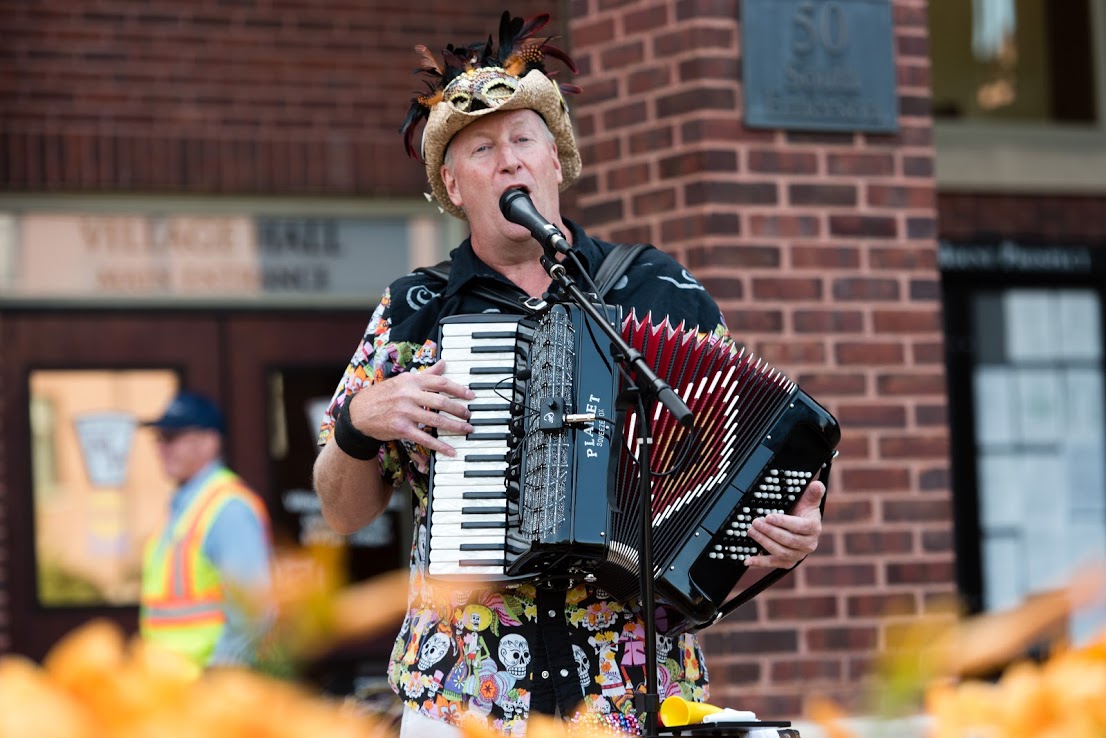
[2,311,221,660]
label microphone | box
[499,188,572,255]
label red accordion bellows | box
[613,312,795,555]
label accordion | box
[426,302,840,634]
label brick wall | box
[567,0,948,714]
[0,0,556,196]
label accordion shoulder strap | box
[414,264,528,313]
[593,242,652,297]
[415,242,653,313]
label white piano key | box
[427,550,506,564]
[431,473,507,487]
[442,372,515,384]
[467,410,512,423]
[439,348,515,360]
[429,511,505,525]
[433,458,507,474]
[464,388,517,401]
[429,497,507,511]
[434,438,514,454]
[438,424,510,437]
[429,551,506,562]
[428,562,506,576]
[427,486,506,500]
[428,543,505,556]
[435,458,508,471]
[430,522,506,538]
[440,373,514,386]
[426,537,506,548]
[440,321,521,337]
[440,334,519,345]
[441,350,514,361]
[439,358,516,371]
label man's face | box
[440,108,564,241]
[152,427,220,484]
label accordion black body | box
[426,302,840,635]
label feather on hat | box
[399,11,581,220]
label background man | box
[141,390,274,669]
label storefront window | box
[30,370,178,606]
[970,288,1106,641]
[930,0,1098,124]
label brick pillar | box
[569,0,948,715]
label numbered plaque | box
[742,0,898,133]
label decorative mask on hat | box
[399,11,582,220]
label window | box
[929,0,1106,192]
[943,243,1106,644]
[30,369,178,607]
[970,289,1106,641]
[930,0,1097,124]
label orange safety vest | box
[140,467,270,667]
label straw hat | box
[399,12,582,220]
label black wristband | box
[334,395,383,461]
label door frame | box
[0,306,373,660]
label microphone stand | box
[537,246,693,738]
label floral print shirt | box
[319,222,728,735]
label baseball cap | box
[143,391,225,434]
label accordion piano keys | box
[427,318,529,578]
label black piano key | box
[464,453,507,462]
[463,490,507,499]
[467,432,511,441]
[469,418,508,426]
[460,558,508,567]
[471,344,516,353]
[462,506,506,515]
[460,542,507,551]
[462,521,507,529]
[471,366,514,375]
[464,469,506,478]
[471,331,518,340]
[468,381,505,390]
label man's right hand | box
[346,361,476,457]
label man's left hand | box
[743,480,825,569]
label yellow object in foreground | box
[659,695,724,726]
